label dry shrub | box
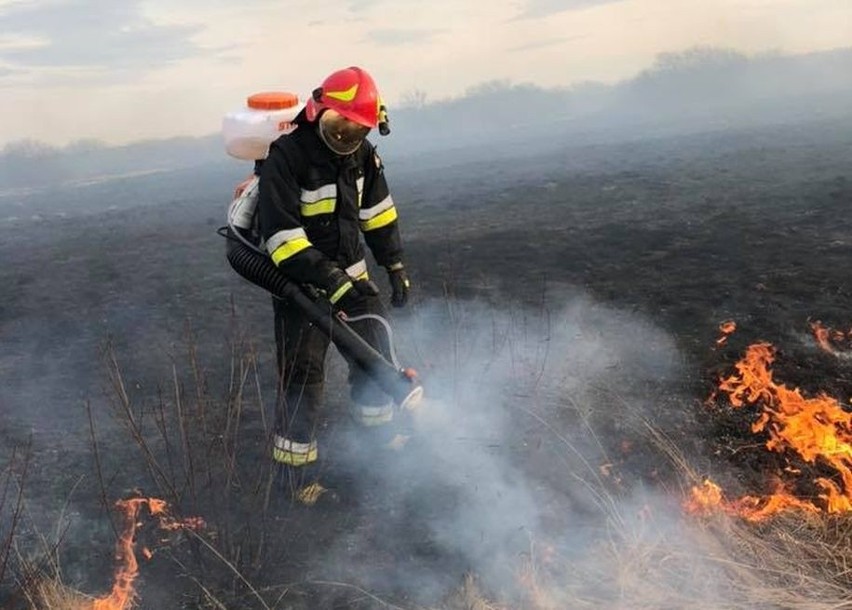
[438,574,505,610]
[24,577,91,610]
[512,416,852,610]
[545,513,852,609]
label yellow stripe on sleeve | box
[329,281,353,304]
[360,206,398,231]
[270,237,311,265]
[300,198,336,217]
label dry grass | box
[20,577,92,610]
[437,574,506,610]
[505,405,852,610]
[537,513,852,609]
[4,307,851,610]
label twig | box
[302,580,408,610]
[185,529,272,610]
[185,328,215,490]
[154,386,179,491]
[510,402,616,514]
[189,574,230,610]
[51,474,85,578]
[174,362,197,502]
[0,437,31,584]
[105,344,179,500]
[250,343,268,436]
[86,399,119,541]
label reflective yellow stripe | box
[266,227,308,255]
[359,194,394,220]
[360,206,398,231]
[270,237,311,265]
[356,404,394,426]
[300,198,336,217]
[326,84,358,102]
[272,445,318,465]
[329,281,353,304]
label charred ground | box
[1,118,851,608]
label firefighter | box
[248,66,411,495]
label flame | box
[688,332,852,522]
[91,497,204,610]
[684,479,724,515]
[686,478,822,522]
[810,321,852,355]
[715,320,737,346]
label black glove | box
[329,270,380,313]
[386,263,410,308]
[353,278,380,297]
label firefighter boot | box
[351,385,400,455]
[272,383,327,505]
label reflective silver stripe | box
[273,435,317,454]
[266,227,308,255]
[300,184,336,203]
[359,194,394,220]
[228,177,259,229]
[356,177,365,207]
[344,259,368,279]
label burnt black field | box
[1,118,851,608]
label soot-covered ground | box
[1,118,850,608]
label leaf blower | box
[219,175,423,412]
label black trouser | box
[272,291,394,450]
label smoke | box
[306,290,703,605]
[383,46,852,161]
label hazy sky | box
[0,0,849,147]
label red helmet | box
[306,66,383,129]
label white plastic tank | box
[222,91,304,161]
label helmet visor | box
[318,109,370,155]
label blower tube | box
[224,231,423,410]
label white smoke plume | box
[301,290,711,606]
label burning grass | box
[4,311,852,609]
[89,497,203,610]
[507,318,852,608]
[811,321,852,357]
[692,327,852,521]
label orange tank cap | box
[247,92,299,110]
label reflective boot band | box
[356,403,394,426]
[272,435,318,466]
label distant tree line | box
[384,46,852,155]
[2,46,852,189]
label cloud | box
[346,0,382,13]
[0,0,201,76]
[509,35,586,52]
[365,28,443,46]
[518,0,626,19]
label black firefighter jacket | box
[257,116,403,296]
